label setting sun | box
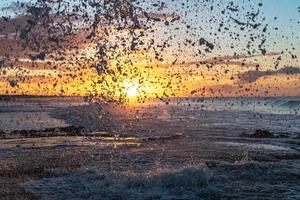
[126,86,138,97]
[124,82,139,98]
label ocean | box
[1,96,300,132]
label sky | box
[0,0,300,99]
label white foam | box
[216,141,293,151]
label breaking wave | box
[24,161,300,200]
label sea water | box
[1,96,300,199]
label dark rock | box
[11,129,30,136]
[240,130,294,139]
[142,133,185,142]
[58,126,86,135]
[7,126,87,138]
[205,161,219,168]
[43,126,86,136]
[240,129,274,138]
[0,130,6,139]
[96,132,116,138]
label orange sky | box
[1,49,300,99]
[1,0,300,100]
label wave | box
[24,162,300,200]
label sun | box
[126,86,138,97]
[125,83,139,97]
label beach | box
[0,96,300,199]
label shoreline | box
[0,96,299,199]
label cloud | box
[190,52,282,66]
[0,67,65,78]
[238,66,300,83]
[156,52,282,68]
[200,52,282,65]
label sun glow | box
[124,82,139,98]
[126,86,138,97]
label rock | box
[142,133,185,142]
[11,129,31,136]
[57,126,86,135]
[43,126,86,136]
[205,161,219,168]
[96,132,116,138]
[0,130,6,139]
[240,129,274,138]
[251,129,274,138]
[8,126,87,138]
[240,130,293,139]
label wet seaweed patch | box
[0,126,87,139]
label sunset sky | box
[0,0,299,99]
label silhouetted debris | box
[1,0,293,101]
[8,80,18,88]
[0,59,4,67]
[0,2,299,199]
